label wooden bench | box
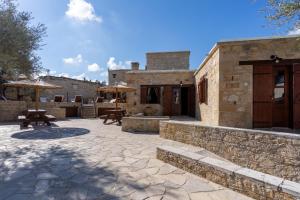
[18,111,57,128]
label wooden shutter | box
[163,86,172,116]
[140,86,147,104]
[293,64,300,129]
[253,65,273,128]
[198,77,208,104]
[155,87,161,104]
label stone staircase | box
[81,104,96,118]
[157,145,300,200]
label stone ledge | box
[159,121,300,182]
[122,116,170,133]
[157,145,300,200]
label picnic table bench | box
[103,109,126,125]
[18,109,56,128]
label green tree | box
[0,0,47,80]
[265,0,300,30]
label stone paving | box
[0,119,253,200]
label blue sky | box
[17,0,294,82]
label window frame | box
[198,76,208,104]
[140,85,161,104]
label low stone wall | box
[157,146,300,200]
[0,101,27,121]
[122,116,169,133]
[160,121,300,182]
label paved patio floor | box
[0,119,253,200]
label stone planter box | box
[122,116,170,133]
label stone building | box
[195,35,300,129]
[39,76,102,102]
[109,51,196,116]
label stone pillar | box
[131,62,139,70]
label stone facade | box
[126,70,195,115]
[146,51,190,70]
[160,121,300,182]
[122,116,169,133]
[194,36,300,128]
[108,69,131,85]
[39,76,101,102]
[195,48,220,126]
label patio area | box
[0,119,252,200]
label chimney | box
[131,62,139,70]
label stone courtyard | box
[0,119,252,200]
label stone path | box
[0,119,253,200]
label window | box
[198,76,208,104]
[141,86,161,104]
[274,70,285,101]
[72,84,79,90]
[112,74,116,78]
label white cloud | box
[100,71,108,77]
[71,73,87,80]
[288,27,300,35]
[107,57,131,70]
[63,54,83,65]
[88,63,100,72]
[66,0,102,23]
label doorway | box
[253,64,295,128]
[163,85,195,117]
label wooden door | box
[163,86,172,116]
[272,66,290,127]
[293,64,300,129]
[253,65,273,128]
[172,87,181,116]
[188,86,195,117]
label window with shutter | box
[198,76,208,104]
[140,86,161,104]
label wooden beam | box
[239,59,300,66]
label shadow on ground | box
[11,127,90,140]
[0,145,146,199]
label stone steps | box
[81,105,96,118]
[157,145,300,200]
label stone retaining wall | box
[0,101,27,121]
[157,146,300,200]
[160,121,300,182]
[122,116,169,133]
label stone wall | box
[195,48,220,126]
[0,101,27,121]
[122,116,169,133]
[146,51,190,70]
[157,146,300,200]
[108,69,131,85]
[160,121,300,182]
[126,70,195,115]
[39,76,100,102]
[194,36,300,128]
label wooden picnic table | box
[103,109,126,125]
[18,109,56,128]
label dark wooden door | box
[253,65,273,128]
[272,66,290,127]
[188,86,195,117]
[172,87,181,116]
[163,86,172,116]
[293,64,300,129]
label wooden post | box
[115,87,118,109]
[35,87,40,110]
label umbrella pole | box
[116,88,118,109]
[35,87,40,110]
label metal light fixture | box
[270,55,283,63]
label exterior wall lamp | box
[270,55,283,63]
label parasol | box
[97,84,136,109]
[3,79,62,110]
